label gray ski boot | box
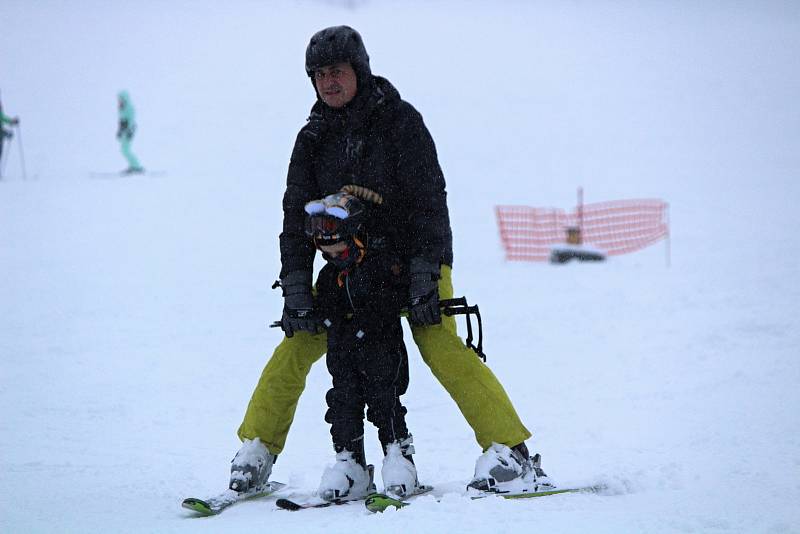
[468,442,553,492]
[229,438,277,493]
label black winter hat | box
[305,26,372,88]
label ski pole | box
[0,135,9,179]
[15,123,27,180]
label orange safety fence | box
[496,198,669,262]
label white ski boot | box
[468,442,555,492]
[381,436,421,498]
[317,450,376,501]
[229,438,277,493]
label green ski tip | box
[365,492,409,513]
[181,498,215,516]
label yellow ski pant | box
[237,265,531,454]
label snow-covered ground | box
[2,1,799,532]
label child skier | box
[116,90,144,174]
[304,190,423,501]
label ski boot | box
[317,449,376,501]
[229,438,277,493]
[467,442,554,492]
[527,452,555,491]
[381,435,423,498]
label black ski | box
[275,496,363,511]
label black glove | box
[280,270,318,337]
[408,258,441,326]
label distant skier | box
[116,90,144,174]
[0,96,20,173]
[305,190,425,500]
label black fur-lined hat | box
[305,26,372,89]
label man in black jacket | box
[229,26,549,496]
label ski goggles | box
[305,214,349,241]
[304,192,363,220]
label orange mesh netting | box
[496,198,669,262]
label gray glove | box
[408,258,441,326]
[280,270,318,337]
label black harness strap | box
[269,288,487,361]
[439,297,486,362]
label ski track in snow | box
[2,1,799,533]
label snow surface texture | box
[2,1,799,533]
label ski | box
[278,483,433,512]
[365,484,605,513]
[89,170,166,179]
[277,462,386,511]
[181,481,286,516]
[474,484,606,501]
[275,496,364,511]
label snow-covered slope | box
[2,1,799,532]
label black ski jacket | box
[279,76,454,278]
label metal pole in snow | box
[0,136,9,179]
[15,123,27,180]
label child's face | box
[319,241,348,258]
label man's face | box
[314,62,358,108]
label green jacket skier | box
[117,91,143,174]
[0,99,20,169]
[227,26,552,497]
